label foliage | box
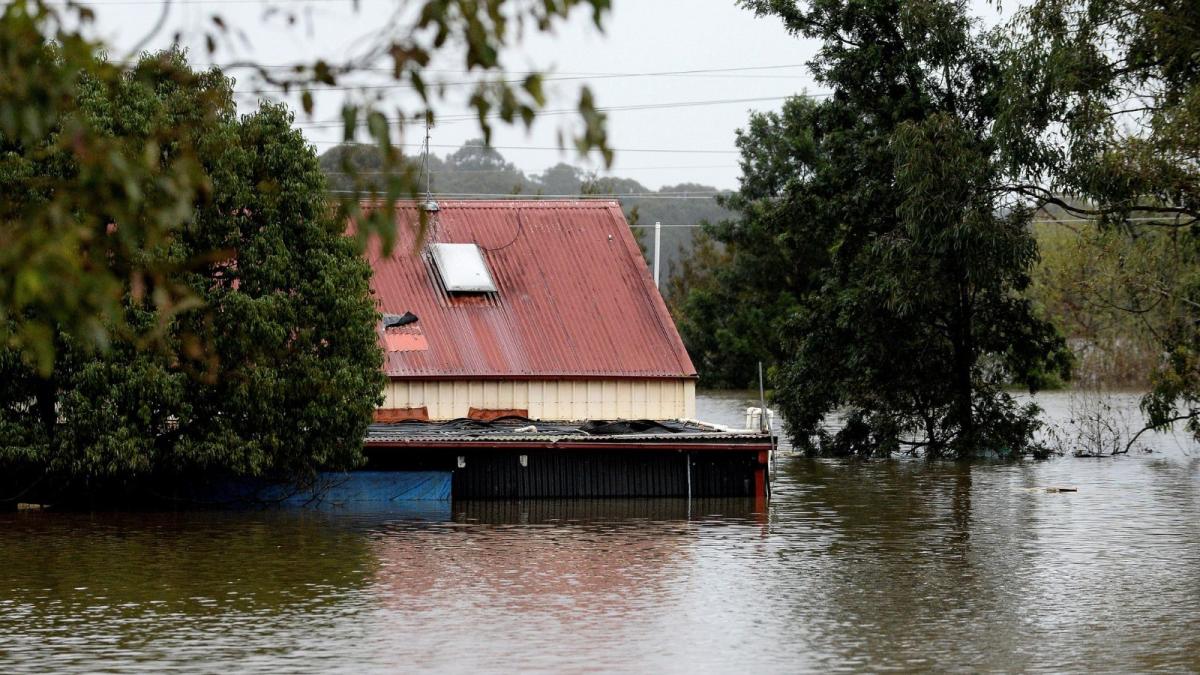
[711,0,1072,458]
[1,0,611,371]
[999,0,1199,225]
[1001,0,1200,438]
[1029,219,1199,388]
[0,53,384,491]
[0,4,215,372]
[666,229,790,388]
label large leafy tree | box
[719,0,1071,458]
[1,0,611,370]
[0,5,212,372]
[0,53,384,495]
[668,230,794,389]
[999,0,1200,439]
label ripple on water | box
[1,392,1198,673]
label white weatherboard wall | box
[382,379,697,421]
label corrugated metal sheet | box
[365,200,697,379]
[448,451,760,498]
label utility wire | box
[650,218,1197,226]
[324,164,733,173]
[50,0,392,5]
[310,141,741,154]
[114,61,807,76]
[325,191,727,200]
[242,73,808,94]
[296,94,809,130]
[236,64,813,94]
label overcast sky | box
[84,0,1005,191]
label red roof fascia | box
[363,200,697,380]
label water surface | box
[2,392,1198,672]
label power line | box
[325,191,727,200]
[637,218,1194,228]
[646,217,1195,227]
[211,63,810,76]
[295,94,809,130]
[50,0,389,5]
[310,141,741,154]
[292,93,816,132]
[235,64,813,94]
[241,73,807,94]
[325,164,733,174]
[107,54,808,74]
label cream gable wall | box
[382,379,697,421]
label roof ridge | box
[360,198,622,208]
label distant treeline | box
[318,141,733,293]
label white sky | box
[81,0,1005,190]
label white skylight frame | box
[428,243,498,293]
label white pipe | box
[653,221,662,288]
[686,452,692,515]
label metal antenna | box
[421,117,439,215]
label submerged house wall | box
[380,378,697,421]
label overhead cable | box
[324,164,732,174]
[325,191,727,200]
[235,64,813,94]
[311,141,741,154]
[295,94,813,129]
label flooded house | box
[357,200,772,501]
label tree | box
[999,0,1200,439]
[667,230,788,388]
[0,53,384,497]
[2,0,612,371]
[719,0,1071,458]
[1,5,214,373]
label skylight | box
[429,243,497,292]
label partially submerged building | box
[370,200,697,422]
[358,200,771,501]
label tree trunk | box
[34,375,56,451]
[952,280,975,458]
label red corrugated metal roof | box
[365,200,697,380]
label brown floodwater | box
[1,392,1198,672]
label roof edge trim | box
[384,373,700,381]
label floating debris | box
[1019,486,1080,494]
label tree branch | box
[1003,184,1200,223]
[1120,411,1199,454]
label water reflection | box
[453,498,761,523]
[1,393,1198,672]
[764,456,1200,671]
[0,511,379,672]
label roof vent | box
[429,243,497,292]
